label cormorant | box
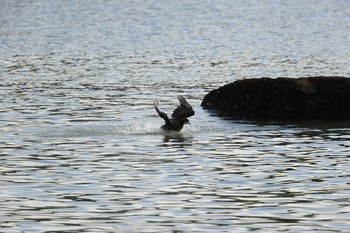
[154,95,195,131]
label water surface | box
[1,0,350,232]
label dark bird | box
[154,95,195,131]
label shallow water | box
[1,0,350,232]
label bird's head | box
[182,119,190,125]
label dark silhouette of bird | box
[154,95,195,131]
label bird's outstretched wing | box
[171,95,195,120]
[153,99,171,124]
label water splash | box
[37,121,163,138]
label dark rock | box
[201,76,350,121]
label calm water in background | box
[1,0,350,232]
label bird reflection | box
[163,132,186,142]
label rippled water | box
[1,1,350,232]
